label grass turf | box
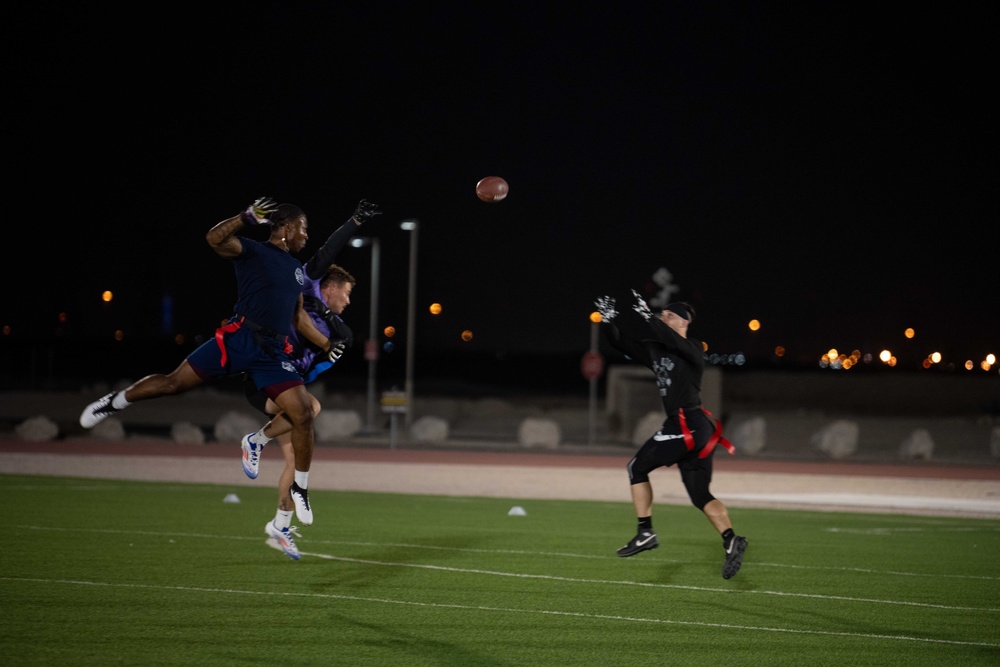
[1,474,998,666]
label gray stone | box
[518,418,561,448]
[92,418,126,440]
[730,416,767,455]
[812,419,859,459]
[213,410,261,444]
[899,428,934,460]
[410,416,449,443]
[171,421,206,445]
[15,415,59,442]
[316,410,362,441]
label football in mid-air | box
[476,176,509,203]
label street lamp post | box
[400,219,419,430]
[350,237,380,434]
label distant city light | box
[930,352,942,364]
[114,330,124,341]
[461,330,473,342]
[589,311,602,324]
[904,327,915,339]
[383,326,396,338]
[429,303,442,315]
[774,346,785,357]
[748,319,761,331]
[102,291,113,303]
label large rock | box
[15,415,60,442]
[213,410,261,444]
[410,416,449,443]
[315,410,362,441]
[811,419,859,459]
[91,417,126,440]
[899,428,934,460]
[730,416,767,455]
[518,418,561,448]
[171,421,206,445]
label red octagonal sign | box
[581,350,604,380]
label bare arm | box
[294,294,330,350]
[206,214,246,259]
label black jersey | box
[603,317,703,414]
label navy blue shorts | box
[186,326,303,399]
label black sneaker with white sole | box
[722,535,748,579]
[617,530,659,557]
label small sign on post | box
[380,390,408,414]
[581,350,605,380]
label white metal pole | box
[403,220,419,430]
[364,238,380,433]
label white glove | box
[594,296,618,323]
[325,342,347,364]
[631,289,653,322]
[241,196,278,226]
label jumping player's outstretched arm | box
[304,200,381,280]
[207,197,278,259]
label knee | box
[690,491,716,511]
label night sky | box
[4,3,996,385]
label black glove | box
[241,196,278,226]
[351,199,382,225]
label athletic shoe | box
[290,482,313,525]
[722,535,748,579]
[617,530,659,557]
[264,521,301,560]
[241,433,265,480]
[79,392,120,428]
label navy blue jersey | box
[230,238,305,334]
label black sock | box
[638,517,653,532]
[721,528,735,548]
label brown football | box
[476,176,509,203]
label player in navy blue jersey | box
[239,203,378,559]
[595,290,748,579]
[80,197,380,539]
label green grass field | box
[1,474,998,666]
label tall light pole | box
[400,219,419,430]
[350,236,380,434]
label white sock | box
[294,470,309,489]
[255,427,271,445]
[274,509,293,530]
[112,391,131,410]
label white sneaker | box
[290,482,313,525]
[241,433,265,480]
[264,521,301,560]
[80,392,120,428]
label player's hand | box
[631,289,653,322]
[352,199,382,225]
[595,296,617,323]
[325,341,347,364]
[241,197,278,226]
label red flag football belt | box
[214,316,292,367]
[677,406,735,458]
